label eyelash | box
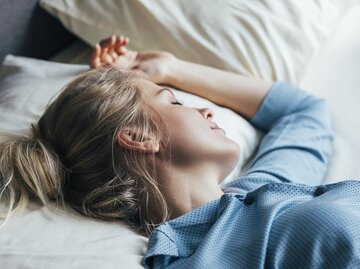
[171,99,184,106]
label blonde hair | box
[0,66,171,236]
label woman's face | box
[139,79,240,182]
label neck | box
[155,161,225,220]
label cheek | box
[162,113,203,151]
[163,110,197,135]
[159,108,239,163]
[168,116,238,155]
[169,128,240,171]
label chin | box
[228,140,241,163]
[219,143,241,182]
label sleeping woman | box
[1,35,360,268]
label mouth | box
[210,122,220,129]
[213,128,226,134]
[210,123,226,134]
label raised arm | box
[166,59,273,120]
[92,36,334,190]
[166,60,334,189]
[223,82,334,191]
[90,35,273,120]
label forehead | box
[137,79,159,96]
[137,78,174,98]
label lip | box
[210,123,226,134]
[212,127,226,134]
[210,122,219,129]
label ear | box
[117,128,159,153]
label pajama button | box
[244,196,255,205]
[314,186,326,197]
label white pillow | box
[0,56,150,268]
[0,55,260,184]
[0,201,148,269]
[0,57,87,134]
[40,0,357,84]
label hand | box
[90,35,177,84]
[90,35,130,69]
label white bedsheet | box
[300,6,360,184]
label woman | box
[1,35,359,268]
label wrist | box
[165,56,183,87]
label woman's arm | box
[223,82,334,190]
[166,59,273,119]
[92,36,334,187]
[166,59,333,187]
[90,35,273,119]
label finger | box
[114,36,123,55]
[101,49,115,65]
[115,35,130,53]
[119,46,127,54]
[115,36,127,55]
[100,47,109,62]
[101,51,114,64]
[91,43,101,61]
[110,35,116,45]
[90,43,101,68]
[121,36,130,46]
[99,35,116,48]
[119,35,124,44]
[111,51,118,60]
[107,35,117,60]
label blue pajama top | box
[143,82,360,269]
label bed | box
[0,1,360,268]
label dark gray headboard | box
[0,0,77,64]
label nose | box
[198,107,214,120]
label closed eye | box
[171,99,184,106]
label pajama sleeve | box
[223,82,334,192]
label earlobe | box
[117,128,159,153]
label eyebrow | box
[157,88,175,98]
